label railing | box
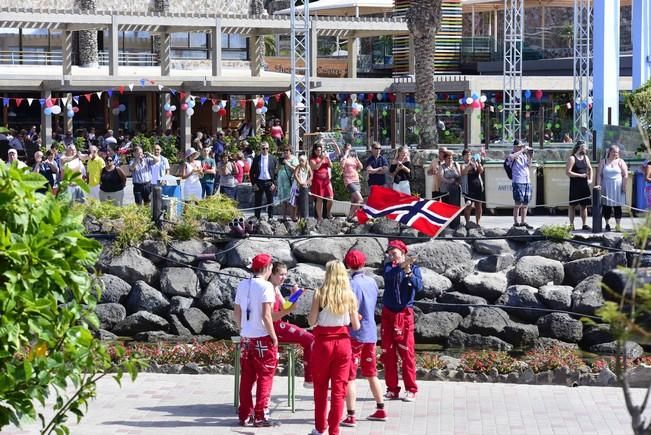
[98,51,159,66]
[0,50,62,65]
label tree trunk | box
[77,0,98,67]
[406,0,443,149]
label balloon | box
[112,108,120,115]
[181,103,188,111]
[218,108,227,117]
[67,104,72,110]
[186,108,194,116]
[459,98,465,105]
[524,89,532,99]
[188,99,195,108]
[350,94,357,101]
[479,95,487,103]
[256,108,262,114]
[534,90,543,100]
[471,93,478,100]
[465,97,473,105]
[256,99,264,108]
[566,102,572,109]
[377,93,383,101]
[50,105,61,115]
[67,110,74,118]
[472,100,481,109]
[261,107,268,114]
[72,107,79,113]
[118,104,126,112]
[358,93,365,101]
[164,103,171,111]
[170,105,176,111]
[351,109,359,117]
[165,111,173,118]
[388,93,396,102]
[45,99,53,108]
[211,104,220,112]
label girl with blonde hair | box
[308,260,360,435]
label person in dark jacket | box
[249,141,278,219]
[381,240,423,403]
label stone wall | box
[0,0,251,15]
[92,219,646,359]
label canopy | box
[274,0,394,17]
[461,0,632,13]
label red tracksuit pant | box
[238,335,278,421]
[380,307,417,394]
[311,326,351,435]
[274,320,315,382]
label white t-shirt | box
[234,277,275,338]
[317,307,350,327]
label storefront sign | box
[264,57,348,78]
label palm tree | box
[406,0,443,148]
[77,0,99,67]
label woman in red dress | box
[309,144,333,223]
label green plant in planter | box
[131,134,154,153]
[158,135,181,164]
[539,224,572,241]
[248,134,278,154]
[330,162,348,201]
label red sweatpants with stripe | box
[311,326,351,435]
[380,307,418,394]
[238,335,278,422]
[274,320,314,382]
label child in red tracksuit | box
[308,260,361,435]
[382,240,423,402]
[269,261,315,387]
[233,253,278,427]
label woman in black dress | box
[461,149,484,226]
[565,140,593,231]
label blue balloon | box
[524,89,532,99]
[188,100,195,108]
[44,107,52,115]
[163,103,171,111]
[118,104,126,112]
[358,93,365,101]
[471,93,479,100]
[261,106,268,113]
[67,110,74,118]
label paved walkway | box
[4,374,647,435]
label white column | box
[64,92,73,134]
[40,89,52,147]
[249,34,262,77]
[62,30,73,76]
[109,15,119,76]
[179,92,191,151]
[160,93,172,132]
[211,19,222,77]
[160,30,171,76]
[347,36,358,78]
[593,0,620,149]
[632,0,651,90]
[310,18,318,77]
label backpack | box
[503,158,513,180]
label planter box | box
[330,200,350,216]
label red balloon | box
[181,103,189,111]
[218,108,227,117]
[165,111,173,118]
[388,93,397,102]
[351,109,359,117]
[45,99,53,108]
[72,107,79,113]
[256,100,264,108]
[366,93,374,101]
[471,100,481,109]
[534,90,543,100]
[480,102,485,109]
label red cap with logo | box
[251,253,273,272]
[386,240,408,254]
[344,250,366,269]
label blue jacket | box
[382,262,423,312]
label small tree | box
[0,164,143,434]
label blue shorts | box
[512,182,531,204]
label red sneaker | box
[367,408,387,421]
[340,415,357,427]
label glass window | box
[189,32,207,48]
[172,49,207,59]
[123,31,151,51]
[171,32,188,47]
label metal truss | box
[502,0,523,143]
[290,0,310,153]
[573,0,592,142]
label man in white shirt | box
[150,143,170,185]
[234,253,278,428]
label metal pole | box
[152,185,163,229]
[539,106,545,149]
[484,105,490,149]
[592,186,602,233]
[464,113,469,149]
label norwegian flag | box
[357,186,463,237]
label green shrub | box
[330,162,348,201]
[170,216,200,241]
[158,135,181,164]
[460,350,518,374]
[131,134,155,153]
[184,194,241,224]
[417,353,447,370]
[523,345,587,373]
[539,224,572,241]
[0,167,144,433]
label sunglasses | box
[262,147,269,150]
[373,147,381,150]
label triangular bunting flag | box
[51,98,58,105]
[128,84,134,92]
[118,86,124,94]
[169,89,177,96]
[140,79,146,87]
[27,98,34,106]
[96,91,103,100]
[73,96,79,104]
[84,94,92,103]
[157,84,164,91]
[39,98,45,107]
[2,98,8,106]
[15,98,23,107]
[107,89,113,97]
[200,97,207,105]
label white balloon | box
[212,104,220,112]
[67,104,73,110]
[350,94,357,101]
[50,105,62,114]
[465,97,473,105]
[170,105,177,111]
[186,108,194,116]
[112,108,120,115]
[255,108,262,114]
[479,95,487,103]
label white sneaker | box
[303,381,313,389]
[308,429,324,435]
[402,391,416,402]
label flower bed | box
[106,341,651,387]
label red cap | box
[386,240,408,254]
[251,253,273,272]
[344,250,366,269]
